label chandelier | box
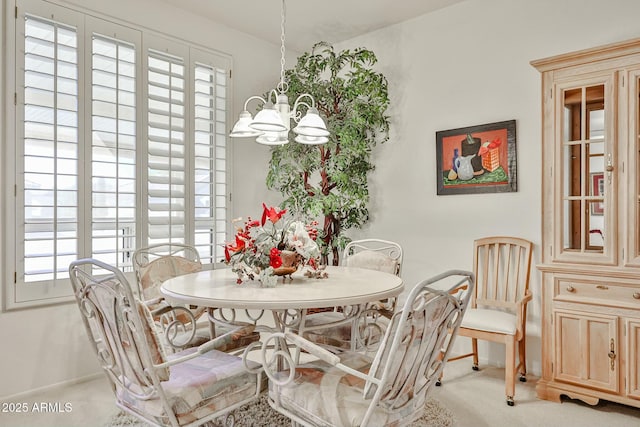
[229,0,329,145]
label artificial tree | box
[266,42,390,265]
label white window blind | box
[91,35,137,271]
[22,15,79,284]
[10,0,231,308]
[147,50,187,245]
[193,63,227,264]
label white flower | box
[286,221,320,259]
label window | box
[7,0,231,308]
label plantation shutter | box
[147,50,187,245]
[90,34,137,270]
[10,0,230,308]
[21,14,79,285]
[193,62,228,264]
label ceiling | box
[157,0,466,52]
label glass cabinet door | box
[556,75,615,263]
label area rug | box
[106,393,455,426]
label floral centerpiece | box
[223,203,325,287]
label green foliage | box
[265,42,390,264]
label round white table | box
[160,265,404,310]
[162,266,403,355]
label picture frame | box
[591,173,604,215]
[436,120,517,195]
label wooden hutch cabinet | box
[532,38,640,408]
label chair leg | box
[436,350,444,386]
[518,336,527,382]
[505,337,516,406]
[471,338,479,370]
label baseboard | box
[0,372,104,402]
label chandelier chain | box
[278,0,287,92]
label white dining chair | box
[260,270,474,426]
[298,239,403,351]
[133,243,260,353]
[69,258,262,427]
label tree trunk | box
[320,213,341,266]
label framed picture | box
[436,120,517,195]
[591,173,604,215]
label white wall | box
[325,0,640,374]
[0,0,293,399]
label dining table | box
[160,265,404,336]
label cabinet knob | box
[566,285,575,293]
[633,292,640,300]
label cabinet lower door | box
[628,320,640,400]
[554,310,618,393]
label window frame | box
[4,0,233,310]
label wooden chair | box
[133,243,260,353]
[69,258,262,427]
[442,236,533,406]
[260,270,473,427]
[299,239,403,351]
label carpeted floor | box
[106,393,454,426]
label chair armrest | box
[258,332,381,388]
[152,303,190,318]
[515,290,533,336]
[143,296,165,307]
[284,332,341,366]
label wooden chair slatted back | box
[472,237,533,311]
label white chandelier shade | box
[249,103,288,132]
[293,107,330,137]
[256,131,290,146]
[229,0,329,145]
[229,110,263,138]
[294,134,330,144]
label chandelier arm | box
[290,101,312,123]
[292,94,315,110]
[242,95,268,111]
[268,89,280,104]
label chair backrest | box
[364,270,474,421]
[342,239,403,276]
[472,236,533,311]
[132,243,202,300]
[69,259,169,399]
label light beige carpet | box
[107,393,455,426]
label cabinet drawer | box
[555,280,640,307]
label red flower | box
[261,203,287,226]
[270,254,283,269]
[246,219,260,229]
[227,235,246,253]
[308,257,317,270]
[224,246,231,262]
[269,247,282,268]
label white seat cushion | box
[344,250,398,274]
[461,308,517,335]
